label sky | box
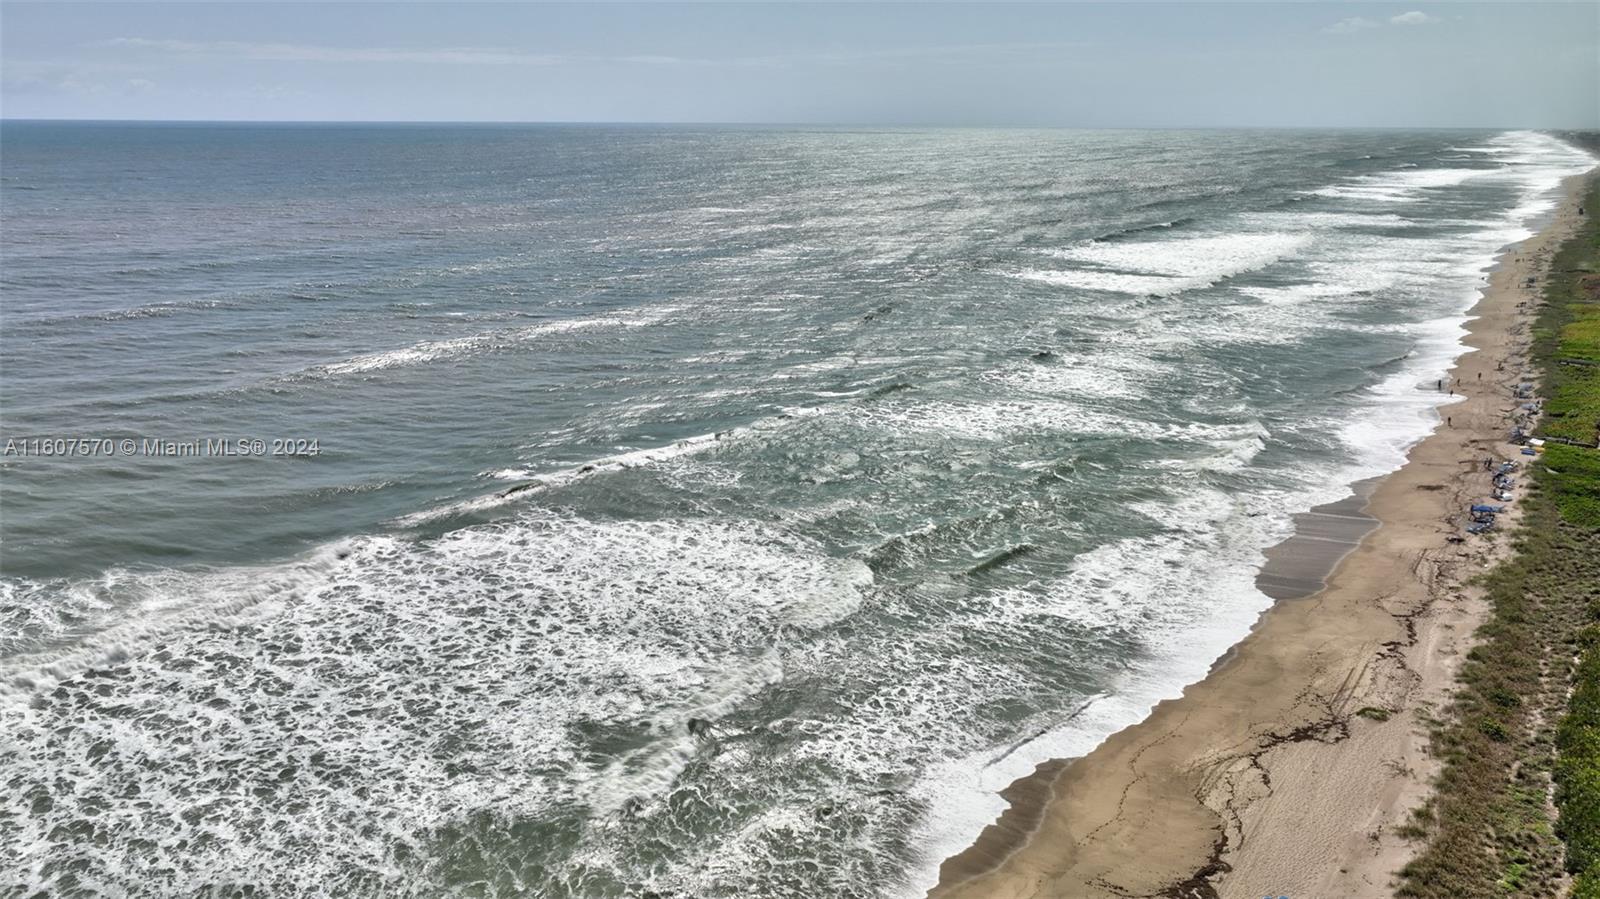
[2,2,1596,127]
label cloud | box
[2,68,160,97]
[1324,11,1440,34]
[1324,17,1381,35]
[0,57,164,97]
[1390,11,1439,26]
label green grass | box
[1545,443,1600,529]
[1535,172,1600,452]
[1396,171,1600,898]
[1561,313,1600,361]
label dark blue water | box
[0,123,1591,897]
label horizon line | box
[4,118,1598,131]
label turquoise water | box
[1,124,1592,897]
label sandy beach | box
[930,170,1597,899]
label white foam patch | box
[1018,232,1311,296]
[850,396,1263,444]
[1233,282,1359,305]
[1044,232,1311,275]
[312,306,681,378]
[981,354,1170,402]
[1241,210,1416,230]
[0,516,872,896]
[483,468,537,480]
[319,318,615,375]
[397,409,828,526]
[0,577,113,658]
[1308,167,1485,203]
[1013,267,1188,296]
[1148,433,1267,473]
[0,550,352,686]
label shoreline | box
[929,170,1597,899]
[1255,477,1380,602]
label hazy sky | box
[3,2,1596,126]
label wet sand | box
[929,171,1595,899]
[1256,479,1380,601]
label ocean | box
[1,123,1593,898]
